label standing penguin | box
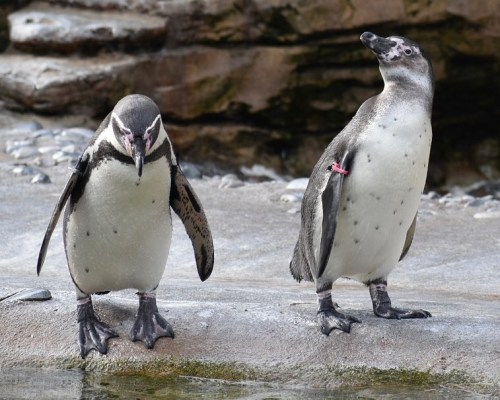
[290,32,433,335]
[37,94,214,357]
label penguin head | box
[110,94,162,177]
[360,32,433,94]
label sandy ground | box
[0,134,499,394]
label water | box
[0,369,490,399]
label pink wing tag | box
[328,162,349,175]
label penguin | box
[290,32,433,335]
[37,94,214,357]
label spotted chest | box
[64,156,172,294]
[322,107,432,282]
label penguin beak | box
[360,32,396,56]
[132,137,145,177]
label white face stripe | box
[111,112,133,136]
[146,114,162,133]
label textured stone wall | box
[1,0,499,186]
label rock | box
[31,172,51,184]
[12,120,43,133]
[1,0,500,184]
[11,165,44,176]
[0,53,144,115]
[38,145,61,154]
[5,139,34,154]
[280,193,303,203]
[180,162,203,180]
[466,198,486,208]
[286,178,309,191]
[473,211,500,219]
[421,191,441,201]
[219,174,244,189]
[52,150,80,164]
[11,146,39,159]
[473,139,500,180]
[3,288,52,302]
[8,2,167,53]
[60,127,95,140]
[240,165,285,182]
[31,128,54,139]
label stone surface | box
[0,152,499,393]
[9,2,167,53]
[2,288,52,302]
[1,0,500,187]
[0,53,143,115]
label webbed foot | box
[77,297,118,358]
[130,292,175,348]
[317,292,361,335]
[369,280,431,320]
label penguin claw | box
[77,298,118,358]
[78,316,119,358]
[375,307,432,319]
[130,293,174,349]
[317,309,361,335]
[369,281,432,320]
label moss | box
[332,366,472,387]
[109,359,257,382]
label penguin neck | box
[381,77,433,113]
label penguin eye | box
[404,48,413,56]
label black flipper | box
[130,292,174,348]
[317,151,354,278]
[170,165,214,281]
[37,153,90,276]
[399,214,417,261]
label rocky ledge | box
[0,0,499,186]
[0,113,499,395]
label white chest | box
[322,107,432,282]
[65,158,172,294]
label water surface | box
[0,369,488,399]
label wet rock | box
[8,2,167,53]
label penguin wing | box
[36,153,90,275]
[399,213,417,261]
[170,165,214,281]
[317,151,354,278]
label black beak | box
[360,32,396,55]
[132,137,145,177]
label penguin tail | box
[290,241,314,283]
